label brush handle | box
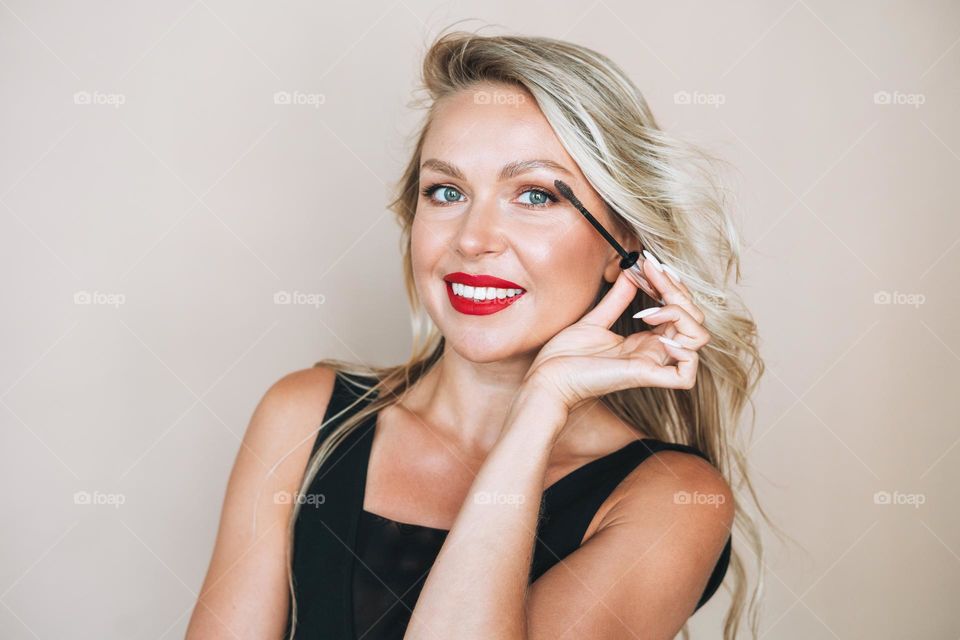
[623,260,664,304]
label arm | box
[185,367,337,640]
[524,449,734,639]
[404,378,734,640]
[403,379,567,639]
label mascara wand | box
[553,179,660,301]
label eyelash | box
[420,183,559,209]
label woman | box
[188,29,765,640]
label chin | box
[443,331,527,364]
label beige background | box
[2,1,958,638]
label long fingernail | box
[633,307,662,319]
[662,263,682,285]
[658,335,682,348]
[642,250,664,272]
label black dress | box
[285,371,732,639]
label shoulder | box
[597,446,734,557]
[240,366,340,475]
[256,366,338,425]
[526,445,734,636]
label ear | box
[602,252,623,284]
[602,238,644,284]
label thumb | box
[578,270,639,329]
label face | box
[411,82,632,363]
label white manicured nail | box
[633,307,662,319]
[658,335,682,348]
[662,264,682,285]
[643,249,664,272]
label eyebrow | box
[420,158,574,182]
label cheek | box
[409,215,450,302]
[522,228,605,306]
[410,216,437,274]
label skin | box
[186,81,734,639]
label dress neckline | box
[360,427,658,533]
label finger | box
[642,249,694,296]
[648,336,699,389]
[642,252,704,324]
[631,270,662,302]
[578,269,639,329]
[632,304,710,349]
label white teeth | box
[450,282,524,302]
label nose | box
[452,196,507,258]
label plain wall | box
[1,1,958,638]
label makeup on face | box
[442,271,526,316]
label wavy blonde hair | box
[286,26,769,640]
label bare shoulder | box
[526,447,735,637]
[242,365,339,474]
[597,448,734,546]
[256,365,338,430]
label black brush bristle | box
[553,179,633,266]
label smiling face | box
[411,82,632,363]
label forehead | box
[421,84,576,176]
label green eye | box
[519,189,549,206]
[425,185,464,204]
[517,188,557,208]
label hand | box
[522,255,711,413]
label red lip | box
[442,272,525,290]
[442,272,526,316]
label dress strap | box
[289,370,381,638]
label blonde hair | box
[286,26,770,639]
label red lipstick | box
[442,272,526,316]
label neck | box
[398,347,609,458]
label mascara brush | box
[553,179,662,302]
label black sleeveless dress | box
[285,371,732,639]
